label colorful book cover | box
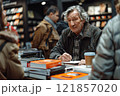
[27,59,62,69]
[51,72,88,80]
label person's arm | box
[49,33,66,59]
[89,21,115,80]
[32,24,47,49]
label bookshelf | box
[89,13,112,29]
[4,5,24,47]
[84,0,112,29]
[3,0,42,48]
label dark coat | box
[56,21,68,35]
[50,23,102,60]
[89,14,120,80]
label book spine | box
[29,71,50,76]
[27,62,30,67]
[29,73,49,80]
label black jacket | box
[50,23,102,60]
[56,21,68,35]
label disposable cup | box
[84,52,95,68]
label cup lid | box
[84,52,95,56]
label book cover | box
[51,72,88,80]
[28,59,62,69]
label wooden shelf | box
[89,13,112,17]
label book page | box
[63,61,80,64]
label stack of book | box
[20,57,41,77]
[27,59,66,80]
[51,72,88,80]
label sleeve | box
[93,27,102,48]
[89,21,115,80]
[6,43,24,79]
[49,31,67,59]
[32,24,47,49]
[89,26,102,52]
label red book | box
[27,59,62,69]
[51,72,88,80]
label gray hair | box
[64,5,89,22]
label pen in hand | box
[59,52,72,62]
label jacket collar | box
[67,22,92,39]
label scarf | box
[44,16,57,29]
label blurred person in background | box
[0,0,24,80]
[89,0,120,80]
[50,5,101,63]
[32,5,59,59]
[56,11,68,35]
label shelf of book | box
[87,0,112,29]
[4,5,25,48]
[89,14,112,29]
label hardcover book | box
[28,59,62,69]
[51,72,88,80]
[28,65,66,76]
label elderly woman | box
[50,5,101,63]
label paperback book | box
[28,59,62,69]
[51,71,88,80]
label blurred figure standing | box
[32,5,59,59]
[0,0,24,80]
[56,11,68,35]
[89,0,120,80]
